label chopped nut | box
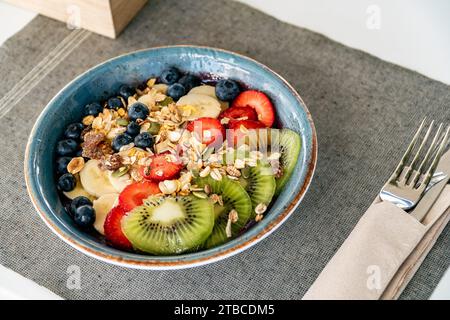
[225,218,232,238]
[67,157,85,174]
[226,165,241,177]
[255,203,267,215]
[229,209,239,223]
[117,108,126,117]
[225,209,239,238]
[210,194,223,206]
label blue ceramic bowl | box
[25,46,317,269]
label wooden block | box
[4,0,148,38]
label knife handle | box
[410,178,448,222]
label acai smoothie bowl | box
[25,46,317,269]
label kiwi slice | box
[195,176,252,248]
[240,162,276,217]
[122,195,214,255]
[275,129,302,195]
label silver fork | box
[380,119,450,210]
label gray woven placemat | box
[0,0,449,300]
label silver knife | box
[411,149,450,222]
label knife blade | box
[411,149,450,222]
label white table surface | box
[0,0,448,300]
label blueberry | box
[74,205,96,227]
[215,79,240,101]
[178,74,200,91]
[64,123,84,140]
[167,83,186,101]
[112,133,133,152]
[75,149,83,157]
[160,67,181,85]
[56,139,78,156]
[118,85,135,99]
[128,102,149,121]
[70,196,92,215]
[137,82,148,91]
[134,132,154,149]
[56,156,72,174]
[107,97,123,110]
[57,173,76,192]
[84,102,103,116]
[126,121,141,137]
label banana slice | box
[189,85,216,98]
[152,84,168,94]
[189,86,229,111]
[176,93,221,120]
[63,175,95,200]
[108,171,131,193]
[93,193,119,235]
[79,160,117,197]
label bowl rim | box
[24,45,317,270]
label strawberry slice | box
[231,90,275,127]
[141,153,183,182]
[219,106,258,121]
[104,206,132,251]
[118,181,161,212]
[227,120,266,145]
[186,117,225,146]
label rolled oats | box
[82,115,95,126]
[210,168,222,181]
[159,180,178,194]
[199,166,211,178]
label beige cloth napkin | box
[303,185,450,300]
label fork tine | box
[409,123,442,186]
[417,123,443,173]
[391,118,426,182]
[409,120,434,169]
[420,125,450,187]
